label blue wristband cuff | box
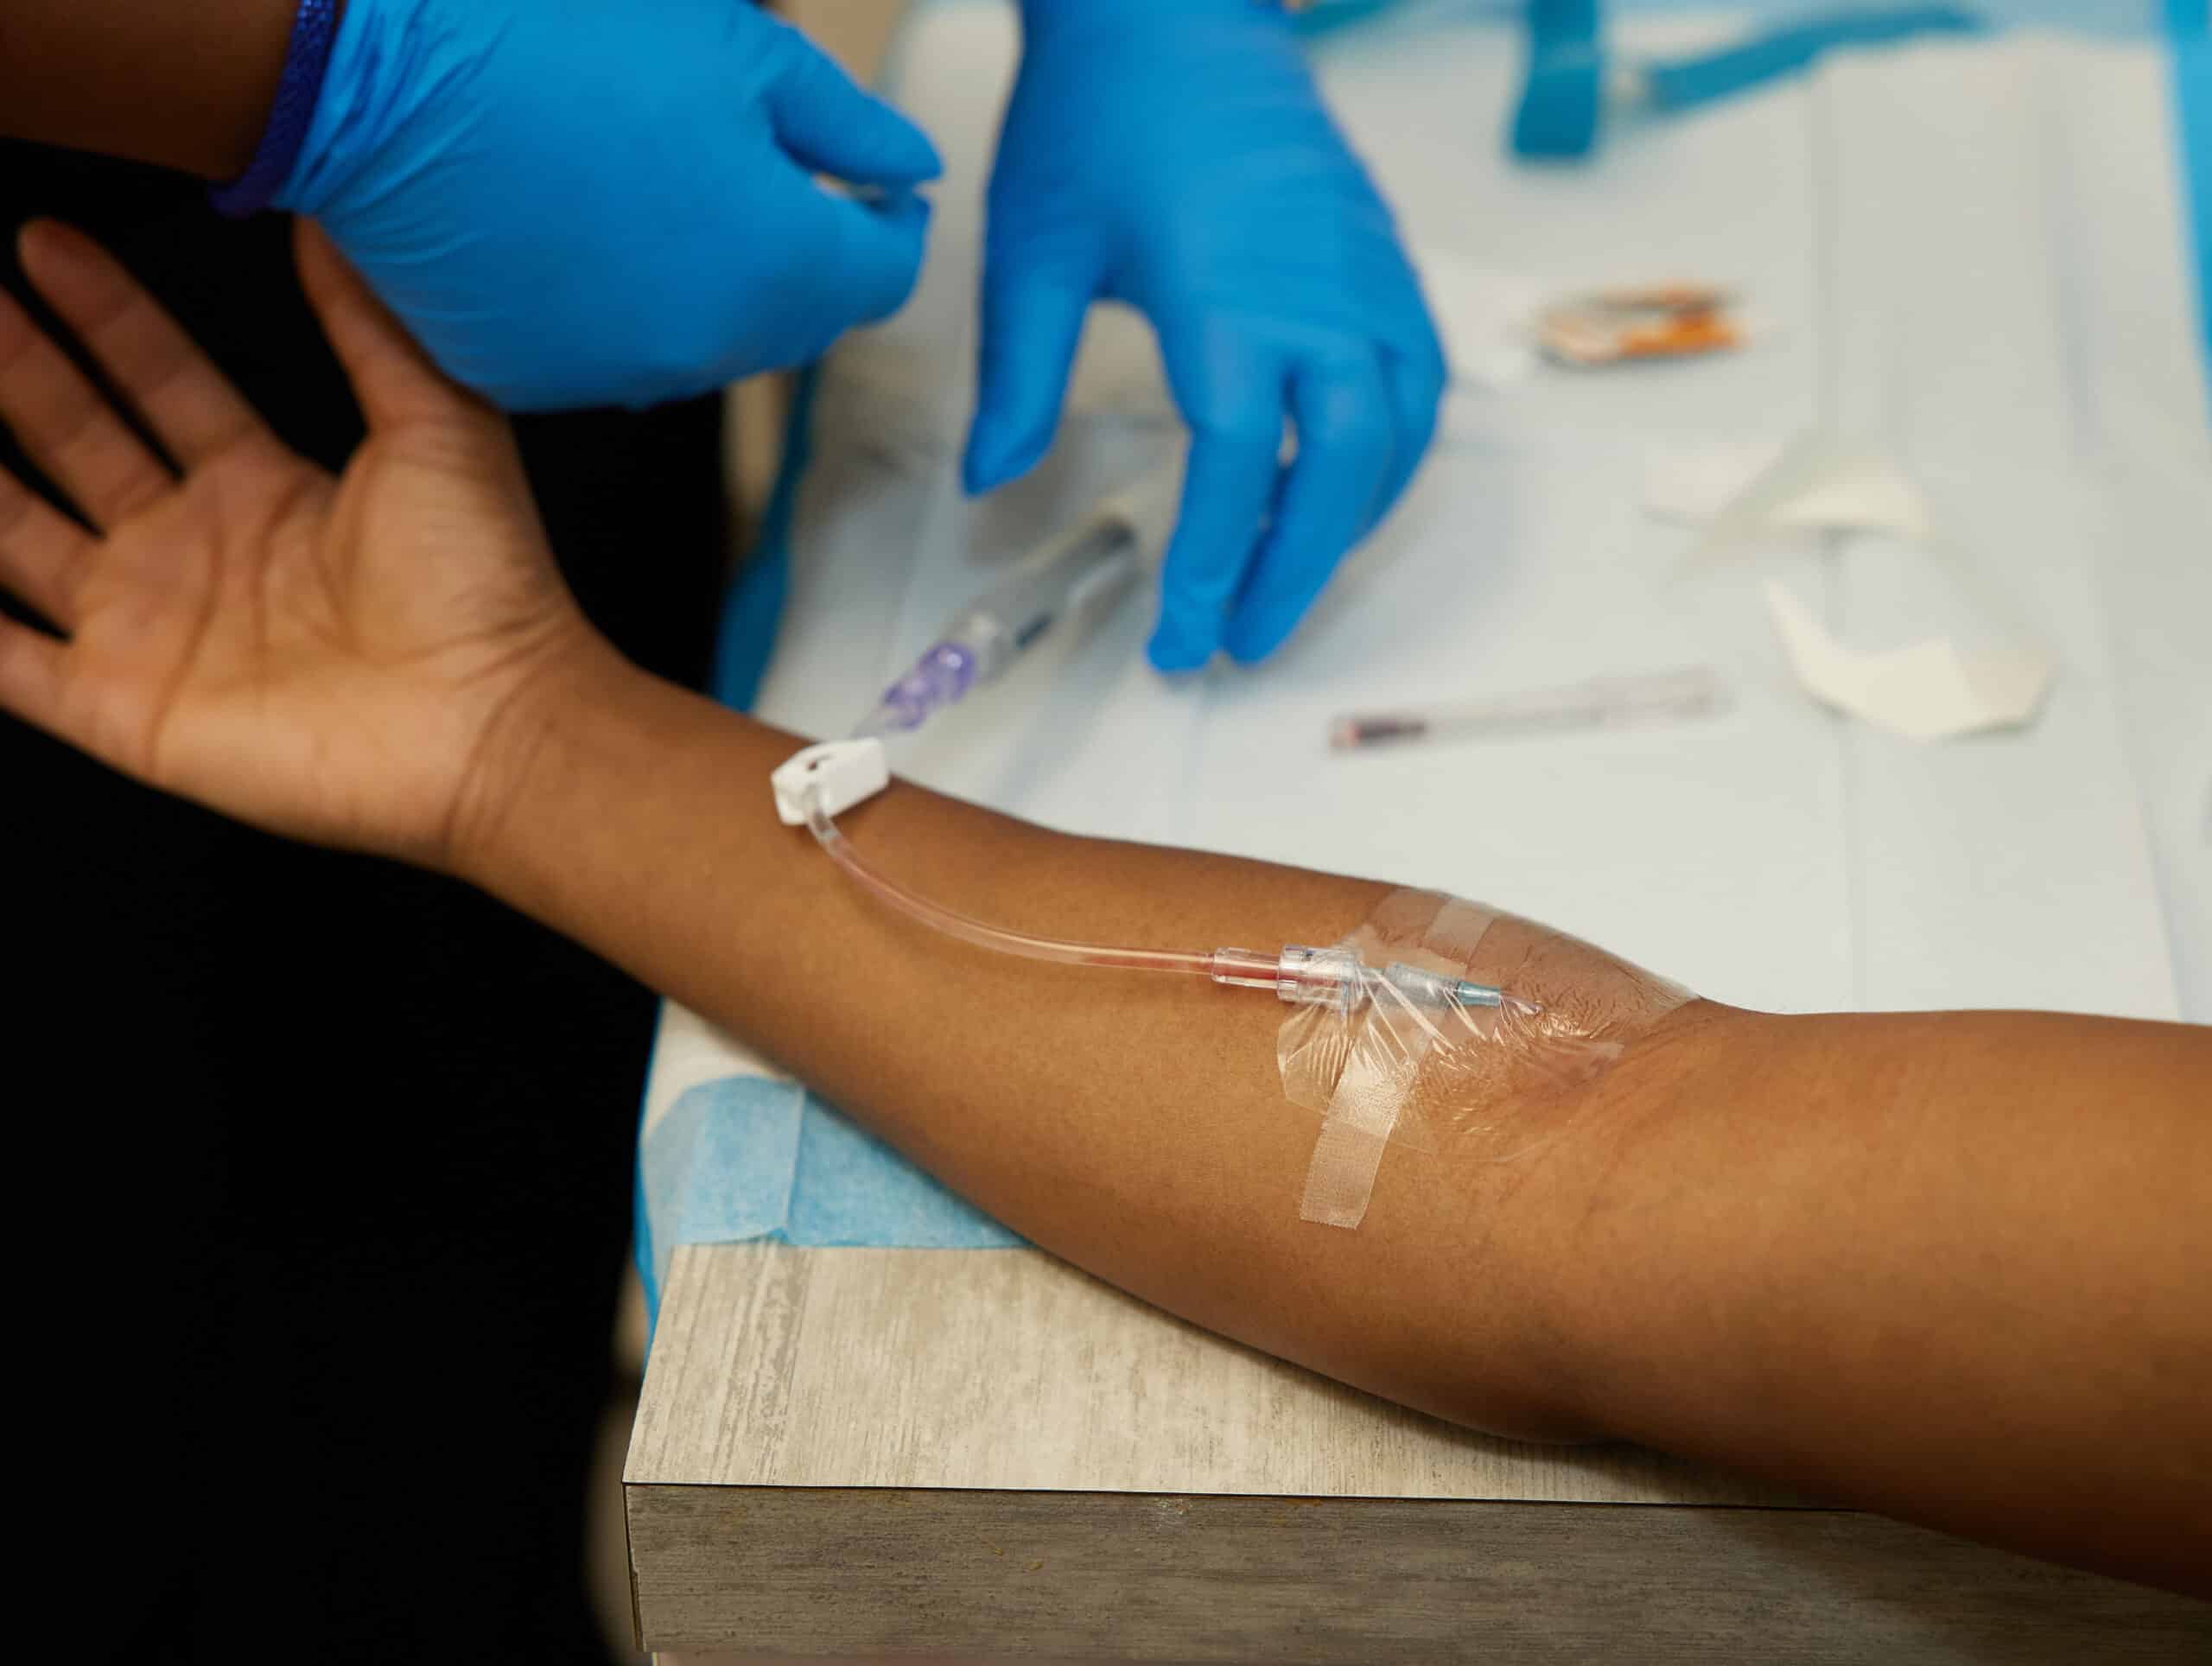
[210,0,343,219]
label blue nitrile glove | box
[276,0,941,410]
[966,0,1446,670]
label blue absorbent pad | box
[641,1076,1021,1289]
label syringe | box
[1331,666,1728,750]
[856,467,1181,737]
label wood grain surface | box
[629,1485,2210,1662]
[627,1243,1794,1504]
[626,1244,2208,1658]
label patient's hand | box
[0,220,598,865]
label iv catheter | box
[856,467,1183,737]
[771,737,1511,1015]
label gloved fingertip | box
[873,124,945,188]
[1221,606,1295,666]
[770,38,945,188]
[961,418,1051,496]
[909,131,947,184]
[1147,614,1218,674]
[967,261,1091,494]
[959,447,999,498]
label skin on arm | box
[463,668,2212,1593]
[0,2,302,180]
[0,222,2204,1594]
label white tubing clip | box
[772,739,890,827]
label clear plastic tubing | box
[804,795,1506,1012]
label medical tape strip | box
[1294,891,1494,1230]
[1284,888,1699,1227]
[1297,1012,1428,1228]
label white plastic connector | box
[772,739,890,827]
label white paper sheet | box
[749,7,2188,1038]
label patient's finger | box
[17,220,261,469]
[293,220,486,434]
[0,466,94,629]
[0,609,70,743]
[0,273,172,532]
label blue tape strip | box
[2171,5,2212,410]
[632,1160,660,1326]
[1513,0,1605,159]
[1642,7,1983,113]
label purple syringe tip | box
[874,640,980,730]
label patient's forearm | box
[1555,1007,2209,1590]
[461,655,2209,1592]
[460,658,1575,1421]
[0,3,296,178]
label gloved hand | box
[966,0,1446,670]
[272,0,941,410]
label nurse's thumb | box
[816,189,932,336]
[766,26,942,187]
[963,258,1093,495]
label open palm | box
[0,220,596,865]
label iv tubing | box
[803,788,1508,1009]
[805,797,1216,976]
